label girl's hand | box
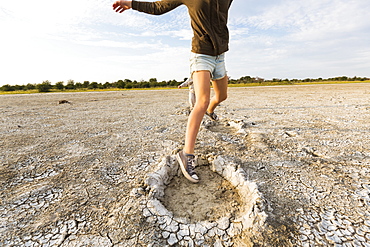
[113,1,132,13]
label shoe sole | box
[176,152,199,183]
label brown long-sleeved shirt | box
[132,0,233,56]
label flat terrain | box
[1,83,369,246]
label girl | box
[113,0,233,183]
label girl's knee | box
[195,98,210,110]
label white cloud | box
[225,0,370,79]
[247,0,370,40]
[76,39,163,50]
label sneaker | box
[206,111,219,121]
[176,151,199,183]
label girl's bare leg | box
[207,75,228,114]
[184,71,211,154]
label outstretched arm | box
[114,0,182,15]
[113,0,132,13]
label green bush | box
[37,81,52,92]
[55,81,64,90]
[26,83,36,90]
[65,80,76,90]
[1,84,15,91]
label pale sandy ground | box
[1,83,369,246]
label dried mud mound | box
[162,164,241,223]
[141,155,266,246]
[1,84,370,246]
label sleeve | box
[132,0,183,15]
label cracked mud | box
[162,164,242,223]
[1,83,370,246]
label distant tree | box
[83,81,90,88]
[13,85,25,91]
[37,80,52,92]
[75,82,83,89]
[228,78,237,84]
[125,83,133,89]
[141,81,150,88]
[158,80,167,87]
[88,82,98,89]
[168,79,178,86]
[103,82,111,88]
[149,81,157,88]
[116,80,126,89]
[65,80,76,90]
[1,84,15,91]
[132,81,141,88]
[26,83,36,90]
[256,77,264,83]
[55,81,64,90]
[239,76,253,83]
[149,78,160,87]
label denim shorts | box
[190,52,227,80]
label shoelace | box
[186,156,196,176]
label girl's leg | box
[184,70,211,154]
[207,75,228,114]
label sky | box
[0,0,370,86]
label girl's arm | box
[114,0,183,15]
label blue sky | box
[0,0,369,86]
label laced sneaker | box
[206,111,219,121]
[176,151,199,183]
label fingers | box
[114,6,125,13]
[112,1,130,13]
[112,1,120,10]
[113,6,126,13]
